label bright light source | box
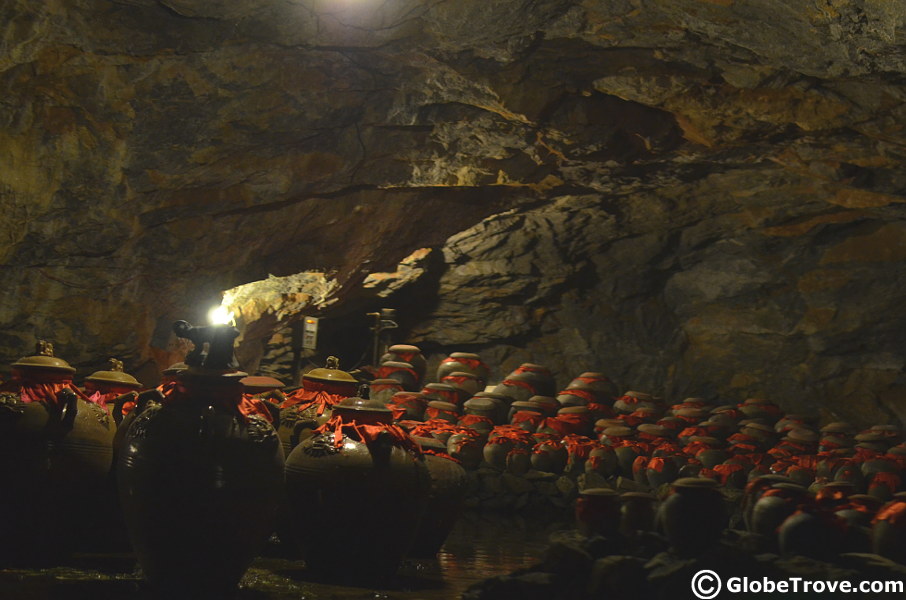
[208,305,235,325]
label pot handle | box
[111,391,139,425]
[50,388,79,439]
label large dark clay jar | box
[284,395,430,580]
[408,436,468,557]
[658,477,727,557]
[0,341,116,566]
[117,322,284,599]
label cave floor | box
[0,512,568,600]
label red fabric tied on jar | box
[316,414,422,457]
[511,410,544,429]
[562,434,597,461]
[558,388,596,404]
[459,414,494,429]
[869,471,901,495]
[1,370,94,411]
[424,405,459,422]
[280,388,346,415]
[873,500,906,526]
[501,378,536,392]
[377,363,419,382]
[238,394,275,422]
[439,356,487,373]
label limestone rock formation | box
[0,1,905,424]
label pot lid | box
[11,341,76,374]
[86,358,141,387]
[335,394,391,413]
[240,375,285,391]
[303,356,357,384]
[163,362,188,375]
[388,344,421,353]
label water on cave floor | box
[0,512,569,600]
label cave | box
[2,1,906,599]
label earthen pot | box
[436,352,490,386]
[376,360,419,392]
[284,394,430,579]
[575,488,621,538]
[118,323,283,599]
[508,363,556,397]
[407,437,468,557]
[380,344,426,387]
[369,378,404,405]
[0,341,116,566]
[872,498,906,564]
[658,477,727,556]
[421,383,460,405]
[441,371,482,404]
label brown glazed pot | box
[408,437,468,558]
[436,352,490,387]
[118,371,284,598]
[0,342,116,566]
[118,322,284,599]
[380,344,427,387]
[658,477,727,557]
[284,396,430,580]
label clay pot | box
[0,342,116,566]
[425,400,460,424]
[369,379,404,404]
[380,344,426,387]
[407,437,467,558]
[421,383,460,405]
[509,363,556,397]
[470,391,512,424]
[566,372,618,404]
[84,357,143,415]
[376,360,419,391]
[284,395,430,579]
[585,445,618,478]
[506,447,531,476]
[531,440,568,474]
[463,397,498,421]
[493,372,539,403]
[658,477,727,556]
[386,391,427,421]
[620,492,658,537]
[436,352,490,386]
[575,488,621,537]
[483,437,514,470]
[441,371,482,404]
[447,432,483,470]
[872,498,906,564]
[750,482,808,538]
[778,506,845,560]
[118,325,283,598]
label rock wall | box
[1,1,905,424]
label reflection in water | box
[0,511,571,599]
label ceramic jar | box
[872,497,906,564]
[421,383,460,405]
[118,323,283,598]
[0,342,116,566]
[376,360,419,391]
[84,357,143,416]
[284,395,430,579]
[436,352,490,386]
[407,437,468,557]
[276,357,359,456]
[509,363,556,397]
[369,378,404,404]
[441,371,482,404]
[531,440,568,474]
[380,344,426,387]
[575,488,621,538]
[658,477,727,556]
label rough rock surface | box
[1,1,905,424]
